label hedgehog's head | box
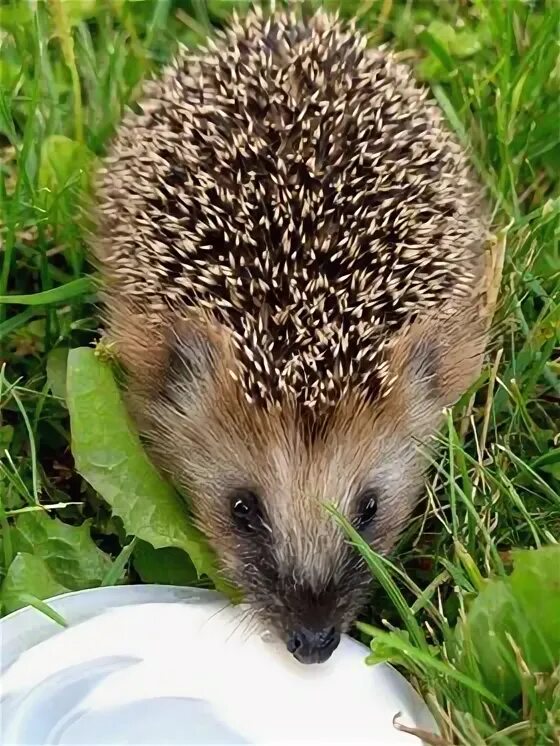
[122,308,485,664]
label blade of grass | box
[101,537,138,587]
[0,277,95,305]
[326,505,429,651]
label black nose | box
[286,626,340,664]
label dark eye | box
[230,490,262,532]
[356,489,379,531]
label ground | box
[0,1,559,743]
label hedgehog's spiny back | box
[97,9,486,410]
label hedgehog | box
[94,7,498,664]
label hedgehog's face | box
[149,390,424,665]
[140,312,485,664]
[201,417,428,665]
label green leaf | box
[417,54,448,83]
[37,135,95,214]
[46,347,69,403]
[451,30,482,59]
[425,20,482,59]
[425,20,456,49]
[66,347,236,597]
[540,463,560,480]
[457,544,560,702]
[362,626,413,668]
[0,424,14,450]
[12,510,112,591]
[508,546,560,670]
[206,0,251,21]
[417,22,482,81]
[533,446,560,480]
[457,577,522,700]
[1,553,68,615]
[133,540,198,586]
[0,3,34,30]
[63,0,98,25]
[359,623,513,714]
[0,60,21,89]
[102,537,137,587]
[0,308,36,339]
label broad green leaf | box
[425,20,456,49]
[451,30,482,58]
[12,511,112,591]
[508,546,560,669]
[2,553,68,615]
[425,20,482,58]
[457,577,522,701]
[458,544,560,702]
[417,22,482,81]
[133,540,198,586]
[66,347,236,597]
[46,347,69,403]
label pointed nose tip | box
[286,626,341,664]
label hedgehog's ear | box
[162,318,224,394]
[386,306,487,417]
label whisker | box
[225,606,254,644]
[201,599,232,632]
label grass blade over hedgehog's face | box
[138,309,486,664]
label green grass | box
[0,1,559,743]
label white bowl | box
[0,585,437,744]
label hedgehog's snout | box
[263,575,351,665]
[286,625,341,664]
